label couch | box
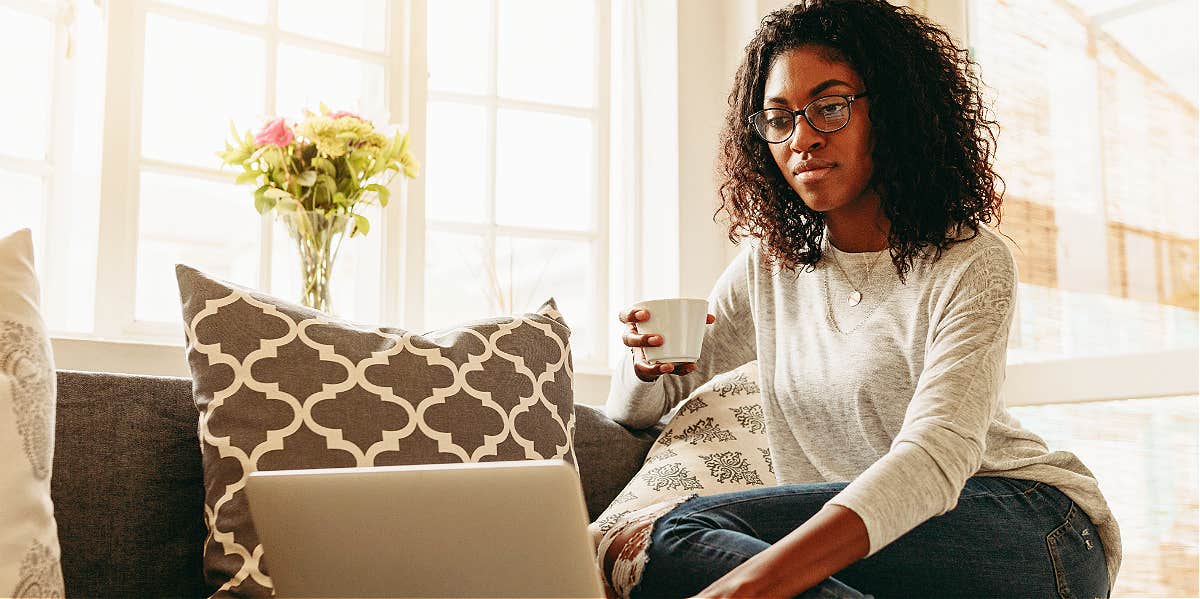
[51,370,657,598]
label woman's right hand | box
[618,307,715,383]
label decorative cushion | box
[590,361,772,538]
[0,229,64,596]
[176,265,576,598]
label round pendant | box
[848,290,862,306]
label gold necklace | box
[826,245,885,307]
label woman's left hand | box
[687,562,787,599]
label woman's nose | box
[789,115,825,153]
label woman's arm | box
[691,504,870,598]
[605,246,759,428]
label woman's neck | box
[825,212,890,253]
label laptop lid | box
[245,459,605,598]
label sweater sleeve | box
[605,246,759,429]
[826,245,1018,556]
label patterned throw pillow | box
[590,361,771,538]
[0,229,64,597]
[176,265,576,598]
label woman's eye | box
[767,117,791,129]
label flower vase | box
[279,210,354,313]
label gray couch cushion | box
[572,404,657,520]
[52,370,208,598]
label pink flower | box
[328,110,364,121]
[254,117,294,147]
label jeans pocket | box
[1045,501,1108,599]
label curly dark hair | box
[717,0,1003,280]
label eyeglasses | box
[748,93,869,143]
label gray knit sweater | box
[606,226,1121,589]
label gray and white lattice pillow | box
[177,265,577,598]
[590,361,772,537]
[0,229,65,597]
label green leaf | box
[253,185,275,214]
[235,170,260,185]
[317,174,338,196]
[262,147,284,170]
[276,197,301,213]
[248,145,269,164]
[333,192,349,207]
[263,187,292,201]
[352,213,370,237]
[312,156,336,177]
[296,170,318,187]
[365,183,390,207]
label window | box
[423,0,610,367]
[103,0,390,335]
[968,0,1199,364]
[1,0,613,371]
[0,0,104,334]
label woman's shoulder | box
[924,224,1016,275]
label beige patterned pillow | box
[0,229,64,597]
[177,265,576,598]
[590,361,772,538]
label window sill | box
[50,336,1196,409]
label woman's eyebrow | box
[764,79,856,106]
[809,79,855,96]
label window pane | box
[497,0,595,108]
[971,0,1199,363]
[495,109,593,230]
[424,231,492,329]
[136,172,260,323]
[425,101,487,223]
[0,169,45,254]
[496,236,596,362]
[157,0,268,24]
[141,14,265,169]
[427,0,490,95]
[0,8,53,160]
[270,204,382,323]
[276,44,386,123]
[279,0,386,52]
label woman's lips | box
[794,166,834,182]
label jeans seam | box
[958,480,1043,500]
[687,538,757,562]
[1046,501,1078,599]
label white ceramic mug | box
[631,297,709,363]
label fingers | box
[622,332,663,349]
[632,359,698,382]
[618,308,649,325]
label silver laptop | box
[246,459,606,598]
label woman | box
[604,1,1121,597]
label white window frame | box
[0,0,78,325]
[420,0,612,370]
[93,0,404,340]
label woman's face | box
[761,46,878,217]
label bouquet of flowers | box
[217,106,418,311]
[218,104,418,236]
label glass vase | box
[278,210,354,313]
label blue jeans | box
[631,477,1109,599]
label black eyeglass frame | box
[747,92,870,143]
